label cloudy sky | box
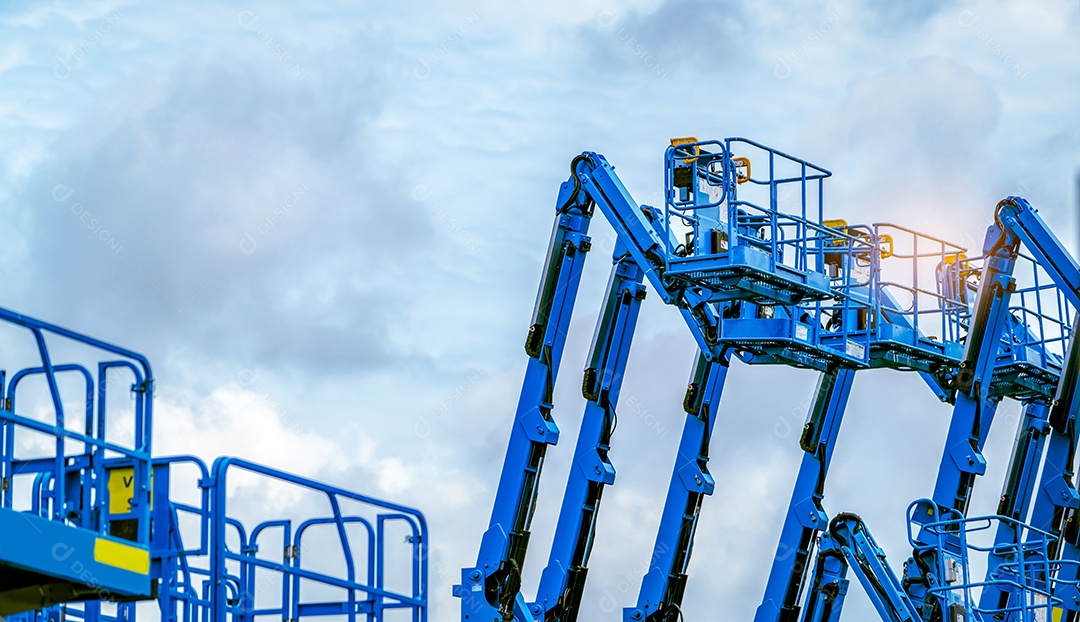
[2,0,1079,620]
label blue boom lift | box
[458,137,1078,622]
[0,308,428,621]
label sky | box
[1,1,1079,620]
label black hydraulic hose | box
[559,155,593,214]
[988,198,1019,258]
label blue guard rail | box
[0,305,428,622]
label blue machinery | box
[2,135,1077,622]
[457,137,1080,621]
[0,310,428,620]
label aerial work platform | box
[0,305,428,622]
[0,308,155,614]
[459,135,1079,622]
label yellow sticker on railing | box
[94,538,150,575]
[107,467,153,515]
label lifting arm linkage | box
[530,250,647,622]
[754,367,856,622]
[994,197,1080,309]
[573,153,724,360]
[624,351,731,622]
[902,200,1024,612]
[829,514,922,622]
[458,177,595,622]
[904,195,1080,614]
[978,399,1052,614]
[1027,323,1080,616]
[979,196,1080,616]
[800,534,850,622]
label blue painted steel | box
[0,307,427,622]
[625,351,731,622]
[462,137,1079,622]
[209,457,427,622]
[530,253,647,621]
[941,198,1079,620]
[574,152,725,359]
[905,502,1062,621]
[900,209,1034,616]
[0,305,154,613]
[800,534,849,622]
[996,198,1080,308]
[661,139,877,369]
[21,453,427,622]
[754,368,856,622]
[661,138,836,305]
[1027,323,1080,614]
[807,196,1080,621]
[829,513,922,621]
[868,224,967,382]
[457,186,594,622]
[978,401,1052,614]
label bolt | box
[631,611,643,621]
[595,465,602,474]
[810,513,818,523]
[470,570,482,581]
[537,425,545,435]
[694,475,702,486]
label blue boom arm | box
[624,351,731,622]
[983,197,1080,616]
[899,196,1079,617]
[574,154,725,358]
[529,250,647,622]
[899,205,1026,614]
[828,514,922,621]
[754,368,856,622]
[458,184,594,622]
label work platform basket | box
[907,500,1075,622]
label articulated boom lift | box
[459,137,1079,622]
[0,308,428,621]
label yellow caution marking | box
[107,467,135,515]
[94,538,150,575]
[107,467,153,515]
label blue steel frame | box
[461,133,1079,622]
[459,138,868,622]
[752,368,856,622]
[0,310,427,622]
[27,454,429,622]
[793,197,1080,622]
[625,351,733,622]
[209,457,428,622]
[0,306,154,610]
[906,502,1064,621]
[530,250,647,620]
[457,191,594,622]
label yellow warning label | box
[94,537,150,575]
[106,467,152,515]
